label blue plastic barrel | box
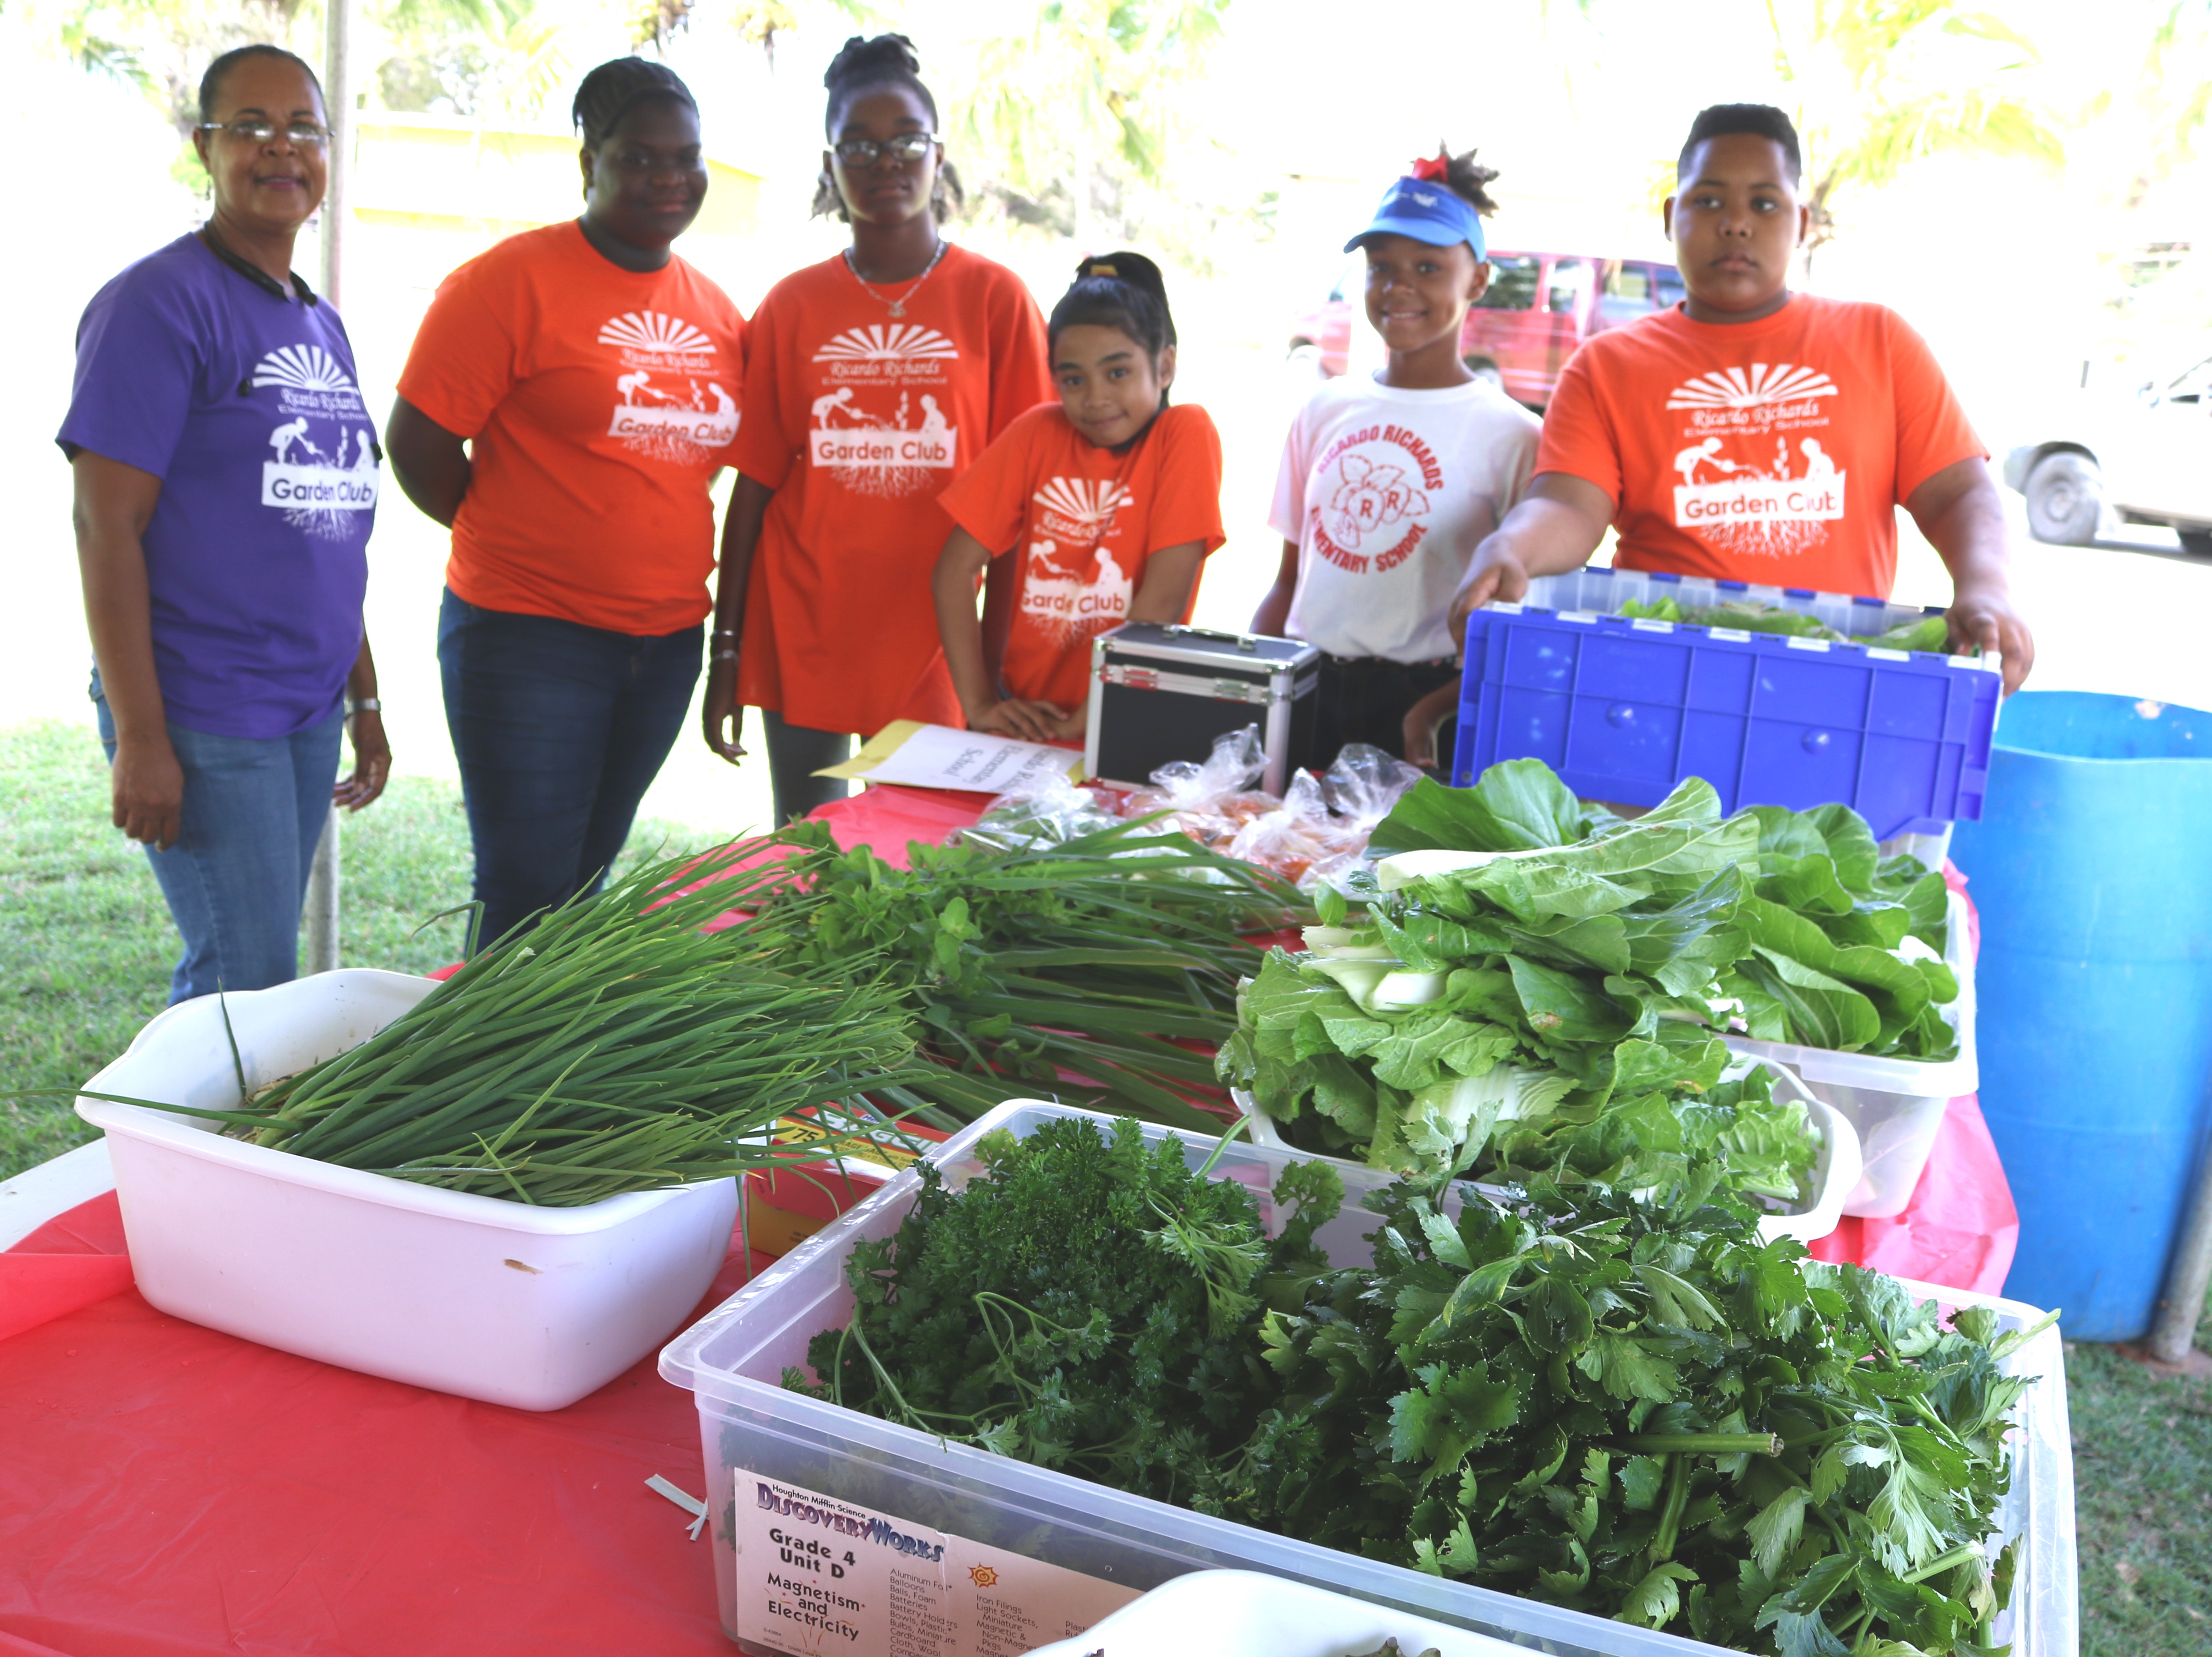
[1951,690,2212,1340]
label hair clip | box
[1409,152,1450,182]
[1088,262,1118,276]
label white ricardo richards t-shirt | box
[1269,374,1542,662]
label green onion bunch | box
[154,845,922,1206]
[732,819,1310,1134]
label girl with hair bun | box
[387,56,745,947]
[1254,144,1542,769]
[701,33,1051,822]
[931,251,1223,741]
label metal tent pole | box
[2149,1152,2212,1364]
[302,0,358,977]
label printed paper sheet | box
[814,721,1085,794]
[735,1472,1141,1657]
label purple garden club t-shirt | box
[59,233,378,739]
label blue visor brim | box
[1343,217,1487,260]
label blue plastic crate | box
[1451,568,2000,839]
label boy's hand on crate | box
[1448,474,1614,647]
[1946,582,2035,696]
[1910,456,2035,695]
[1448,542,1529,645]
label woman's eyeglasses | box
[199,119,333,149]
[831,133,936,165]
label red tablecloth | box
[0,785,2017,1653]
[0,1192,754,1656]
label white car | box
[2004,355,2212,555]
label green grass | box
[5,718,2211,1650]
[2070,1328,2212,1653]
[0,719,701,1180]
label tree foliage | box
[2106,0,2212,208]
[944,0,1230,247]
[1762,0,2065,252]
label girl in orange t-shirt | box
[387,58,745,949]
[700,34,1051,824]
[932,253,1224,742]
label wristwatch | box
[345,697,383,718]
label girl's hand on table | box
[968,697,1065,743]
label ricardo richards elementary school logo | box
[1308,423,1443,574]
[599,310,738,462]
[252,345,377,540]
[1664,362,1845,556]
[806,325,961,497]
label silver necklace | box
[842,240,947,318]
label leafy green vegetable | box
[1864,613,1954,654]
[737,819,1308,1133]
[1226,1178,2036,1655]
[1228,761,1959,1192]
[1230,775,1816,1198]
[795,1119,2042,1656]
[1616,596,1962,657]
[112,845,923,1206]
[1368,763,1599,856]
[790,1115,1342,1503]
[1618,599,1840,640]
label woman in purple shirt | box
[61,45,389,1003]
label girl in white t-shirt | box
[1252,147,1541,767]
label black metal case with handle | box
[1083,623,1322,794]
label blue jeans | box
[92,671,343,1005]
[438,589,701,948]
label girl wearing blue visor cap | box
[1253,147,1540,769]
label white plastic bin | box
[76,970,740,1411]
[660,1100,2073,1657]
[1021,1568,1524,1657]
[1234,1057,1862,1248]
[1724,887,1978,1218]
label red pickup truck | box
[1288,250,1685,409]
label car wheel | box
[1285,341,1326,380]
[1463,356,1505,391]
[2180,529,2212,558]
[2022,451,2105,546]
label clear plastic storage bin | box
[1454,568,2000,840]
[1724,887,1978,1219]
[659,1101,2072,1657]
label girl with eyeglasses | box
[384,58,745,949]
[59,43,388,1004]
[701,33,1051,824]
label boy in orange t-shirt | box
[1447,103,2033,694]
[932,252,1225,742]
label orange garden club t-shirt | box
[938,402,1227,712]
[732,244,1052,735]
[397,221,746,634]
[1537,293,1985,599]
